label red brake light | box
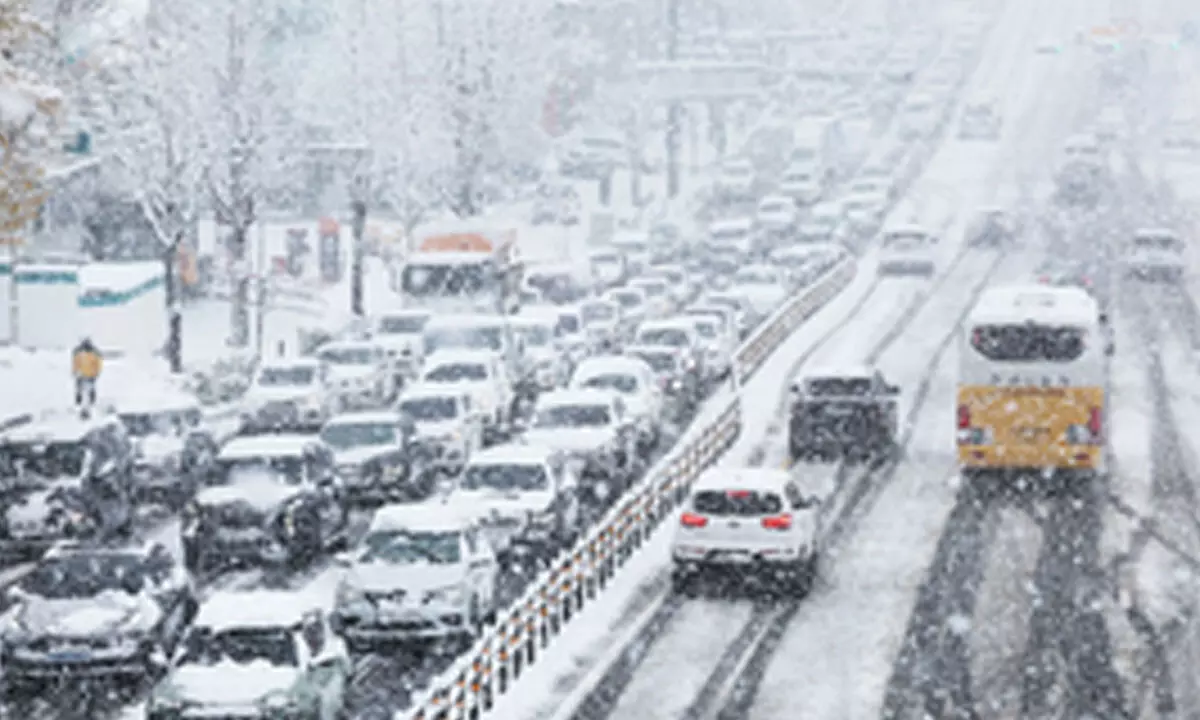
[1088,407,1102,438]
[1081,276,1092,287]
[957,404,971,430]
[1038,275,1050,283]
[681,512,708,528]
[727,490,751,498]
[762,514,793,530]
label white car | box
[605,287,649,335]
[730,264,789,316]
[397,382,484,470]
[509,315,569,390]
[779,167,823,204]
[590,249,629,289]
[878,224,939,276]
[634,318,707,378]
[242,357,333,431]
[520,389,640,494]
[317,341,397,410]
[680,310,736,381]
[898,93,939,139]
[370,310,430,377]
[756,195,799,233]
[796,202,846,244]
[332,504,498,648]
[841,192,888,232]
[523,304,588,367]
[707,218,756,251]
[628,276,676,319]
[580,297,625,350]
[1124,228,1186,281]
[569,356,665,451]
[609,231,654,273]
[857,163,898,200]
[715,158,756,199]
[670,467,825,596]
[646,264,697,306]
[423,313,527,391]
[959,100,1002,140]
[420,349,514,439]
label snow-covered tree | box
[0,2,64,244]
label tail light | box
[1088,407,1102,440]
[1081,276,1093,287]
[762,514,793,530]
[680,512,708,528]
[1038,275,1050,283]
[957,404,971,430]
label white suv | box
[670,467,824,596]
[1124,228,1185,282]
[332,504,498,651]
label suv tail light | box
[762,514,793,530]
[680,512,708,528]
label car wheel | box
[791,555,817,597]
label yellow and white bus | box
[957,284,1110,478]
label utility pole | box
[162,203,183,373]
[350,192,366,316]
[666,0,683,197]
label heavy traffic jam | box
[0,3,1185,719]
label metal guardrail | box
[399,256,858,720]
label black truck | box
[788,368,900,464]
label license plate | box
[712,550,751,564]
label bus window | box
[970,325,1086,362]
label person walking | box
[71,337,103,408]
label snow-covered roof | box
[260,357,321,370]
[758,195,794,207]
[469,443,556,467]
[116,389,200,415]
[882,223,931,236]
[628,276,667,289]
[508,314,556,330]
[376,309,431,320]
[637,318,698,333]
[370,502,475,534]
[606,286,646,300]
[399,382,470,403]
[1133,227,1178,239]
[423,349,497,368]
[323,410,401,427]
[610,232,651,247]
[318,339,381,352]
[572,356,652,381]
[693,466,791,493]
[218,434,320,460]
[425,314,507,331]
[625,344,680,359]
[196,589,324,631]
[195,477,302,511]
[523,304,580,321]
[4,411,111,443]
[709,218,754,233]
[536,388,616,409]
[970,285,1098,325]
[802,363,875,381]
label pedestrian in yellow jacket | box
[72,337,102,407]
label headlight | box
[423,585,465,605]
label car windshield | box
[580,373,639,394]
[735,271,774,284]
[401,262,493,297]
[257,367,316,387]
[556,314,581,334]
[425,326,503,353]
[883,232,928,248]
[181,626,298,668]
[378,315,429,334]
[221,456,306,485]
[612,292,642,309]
[21,552,145,599]
[424,362,488,382]
[120,410,195,437]
[583,304,616,322]
[320,347,375,365]
[693,489,784,516]
[1133,235,1182,252]
[399,396,459,421]
[514,324,554,347]
[0,441,86,478]
[692,321,717,339]
[760,200,791,213]
[461,463,549,492]
[711,228,748,242]
[535,403,613,428]
[638,328,689,346]
[320,422,397,450]
[357,529,462,565]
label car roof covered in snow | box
[425,313,507,330]
[1133,227,1179,239]
[468,443,555,467]
[4,410,116,443]
[323,410,401,427]
[638,318,698,333]
[260,356,321,371]
[758,194,794,207]
[692,466,791,493]
[377,309,431,320]
[536,388,617,409]
[882,222,931,236]
[522,304,579,321]
[970,285,1098,325]
[406,251,500,266]
[399,382,469,403]
[196,589,327,631]
[572,355,653,380]
[611,231,651,246]
[801,363,876,382]
[606,286,646,300]
[194,476,303,511]
[508,314,556,329]
[317,339,382,352]
[370,502,475,534]
[218,434,320,460]
[422,349,497,368]
[709,218,754,233]
[625,344,681,360]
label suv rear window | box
[692,490,783,516]
[806,377,872,396]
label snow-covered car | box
[715,158,756,200]
[558,131,627,178]
[145,589,348,719]
[0,412,136,560]
[703,290,761,337]
[1124,228,1186,281]
[707,218,756,255]
[580,297,626,351]
[730,264,790,316]
[681,309,736,381]
[670,467,823,596]
[840,191,888,233]
[316,340,398,410]
[634,319,708,382]
[646,265,697,307]
[959,99,1002,139]
[319,410,433,505]
[117,393,222,507]
[756,195,799,233]
[181,435,349,574]
[857,162,899,200]
[509,315,569,391]
[451,445,582,562]
[778,166,823,204]
[605,287,649,336]
[420,350,516,442]
[242,357,333,432]
[524,263,590,305]
[531,184,583,225]
[878,224,940,276]
[524,304,589,366]
[1,541,196,685]
[370,309,430,379]
[898,92,939,140]
[965,207,1018,247]
[609,234,654,278]
[398,383,483,472]
[628,276,676,320]
[570,356,665,453]
[624,344,704,417]
[423,313,528,392]
[590,249,630,290]
[332,504,499,650]
[796,202,847,245]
